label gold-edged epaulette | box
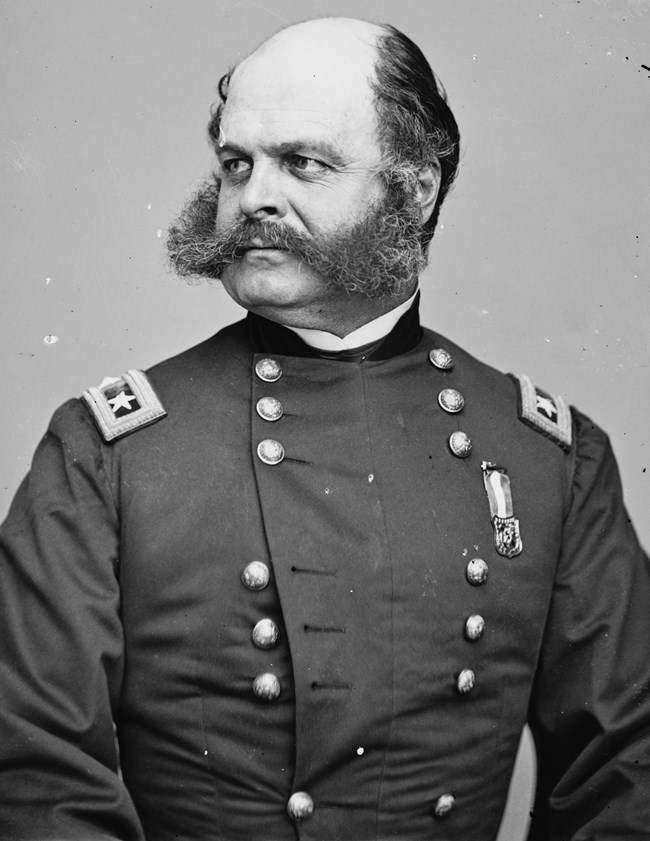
[82,369,166,443]
[513,374,572,451]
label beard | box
[166,174,427,299]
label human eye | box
[220,157,252,177]
[286,154,329,176]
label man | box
[0,15,648,841]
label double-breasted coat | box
[1,306,649,840]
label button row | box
[254,359,286,467]
[241,528,336,827]
[455,557,489,697]
[240,562,282,701]
[433,348,485,709]
[430,347,472,460]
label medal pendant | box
[492,515,523,558]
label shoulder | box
[80,318,252,445]
[146,317,251,387]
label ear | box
[416,161,441,224]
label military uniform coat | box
[1,310,649,840]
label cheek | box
[351,177,384,210]
[312,178,384,225]
[214,186,239,230]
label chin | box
[221,260,327,312]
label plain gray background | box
[2,2,649,838]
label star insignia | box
[82,369,167,442]
[108,390,138,413]
[536,395,557,419]
[515,374,572,451]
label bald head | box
[222,19,381,168]
[246,16,383,67]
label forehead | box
[220,34,380,158]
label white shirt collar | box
[287,288,419,352]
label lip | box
[245,238,281,251]
[241,245,287,264]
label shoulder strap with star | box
[81,369,167,443]
[512,373,572,451]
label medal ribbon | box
[481,462,514,519]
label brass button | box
[449,430,472,458]
[465,614,485,641]
[257,439,285,465]
[438,388,464,413]
[252,673,281,701]
[256,396,283,422]
[255,358,282,382]
[466,557,488,586]
[456,668,475,694]
[252,618,280,649]
[241,561,270,591]
[429,348,454,370]
[434,793,455,818]
[287,791,314,821]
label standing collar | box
[247,291,423,362]
[288,288,419,352]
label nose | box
[238,161,287,221]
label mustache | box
[215,219,314,263]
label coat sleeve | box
[0,399,145,841]
[528,408,650,839]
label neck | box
[251,283,418,338]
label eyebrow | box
[217,139,348,167]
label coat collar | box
[246,292,423,362]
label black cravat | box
[247,293,422,362]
